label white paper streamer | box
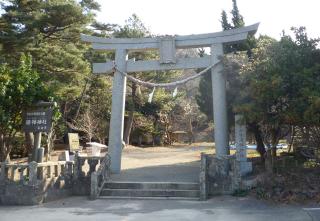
[148,87,156,103]
[172,87,178,97]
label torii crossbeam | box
[82,23,259,173]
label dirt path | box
[111,143,214,182]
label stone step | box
[104,182,199,190]
[99,196,200,201]
[100,188,200,198]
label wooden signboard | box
[68,133,80,151]
[23,108,53,133]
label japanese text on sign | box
[23,109,52,132]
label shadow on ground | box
[111,160,200,182]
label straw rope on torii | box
[112,62,219,88]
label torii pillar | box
[211,43,229,157]
[108,49,127,173]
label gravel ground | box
[111,143,214,182]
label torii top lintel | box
[81,23,259,51]
[81,23,259,73]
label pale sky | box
[96,0,319,39]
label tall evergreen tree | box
[196,0,264,158]
[0,0,101,106]
[238,29,320,167]
[0,54,52,161]
[197,0,247,120]
[231,0,244,28]
[0,0,119,147]
[221,11,233,31]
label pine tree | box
[197,0,263,159]
[231,0,244,28]
[0,0,101,102]
[197,0,247,119]
[0,0,118,145]
[221,10,232,31]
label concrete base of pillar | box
[206,155,234,195]
[201,154,255,196]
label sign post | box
[67,133,80,161]
[67,133,80,152]
[23,102,55,162]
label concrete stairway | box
[100,182,200,200]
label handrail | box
[90,154,111,200]
[0,153,110,198]
[0,161,73,185]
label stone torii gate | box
[81,23,259,174]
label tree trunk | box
[124,111,134,144]
[287,126,295,153]
[123,82,137,144]
[265,149,273,174]
[0,134,5,162]
[46,129,55,161]
[25,132,34,157]
[153,118,161,146]
[187,117,194,145]
[138,135,142,146]
[267,127,281,173]
[271,127,280,159]
[248,123,266,162]
[0,134,11,163]
[74,79,89,120]
[272,145,277,159]
[306,127,311,147]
